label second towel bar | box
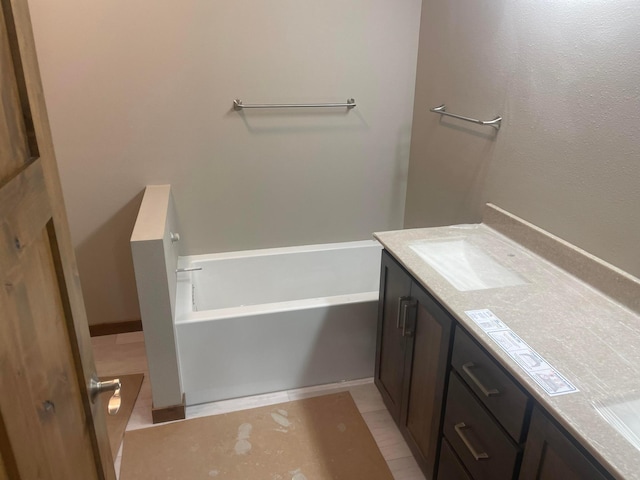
[234,98,356,110]
[430,104,501,131]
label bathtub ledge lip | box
[178,239,381,265]
[175,291,379,325]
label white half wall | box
[130,185,182,408]
[27,0,423,325]
[405,0,640,278]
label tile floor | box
[92,332,425,480]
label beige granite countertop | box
[374,204,640,480]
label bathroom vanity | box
[374,204,640,480]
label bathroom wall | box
[405,0,640,278]
[27,0,422,325]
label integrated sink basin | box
[409,239,527,291]
[595,395,640,453]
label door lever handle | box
[107,385,121,415]
[89,375,122,415]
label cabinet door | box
[400,282,453,478]
[519,407,609,480]
[375,250,412,421]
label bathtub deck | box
[92,332,425,480]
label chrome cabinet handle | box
[454,422,489,461]
[89,375,122,416]
[401,300,417,337]
[462,362,500,397]
[396,296,411,328]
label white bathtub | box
[174,240,382,405]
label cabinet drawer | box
[437,438,473,480]
[443,373,520,480]
[452,327,530,442]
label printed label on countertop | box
[465,309,579,397]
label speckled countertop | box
[374,204,640,480]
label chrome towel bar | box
[234,98,356,110]
[430,104,501,131]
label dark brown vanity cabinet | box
[375,249,615,480]
[375,250,453,478]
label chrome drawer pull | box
[462,362,500,397]
[396,296,411,329]
[454,422,489,461]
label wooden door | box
[374,250,412,422]
[0,0,115,478]
[400,282,452,479]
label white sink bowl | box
[595,396,640,452]
[410,239,527,291]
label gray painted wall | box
[28,0,422,325]
[405,0,640,278]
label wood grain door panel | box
[1,226,97,478]
[0,0,115,477]
[0,161,98,479]
[0,0,34,181]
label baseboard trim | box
[89,319,143,337]
[152,395,186,424]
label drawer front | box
[452,327,530,442]
[444,373,520,480]
[437,438,473,480]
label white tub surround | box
[375,204,640,480]
[175,240,382,406]
[130,185,184,422]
